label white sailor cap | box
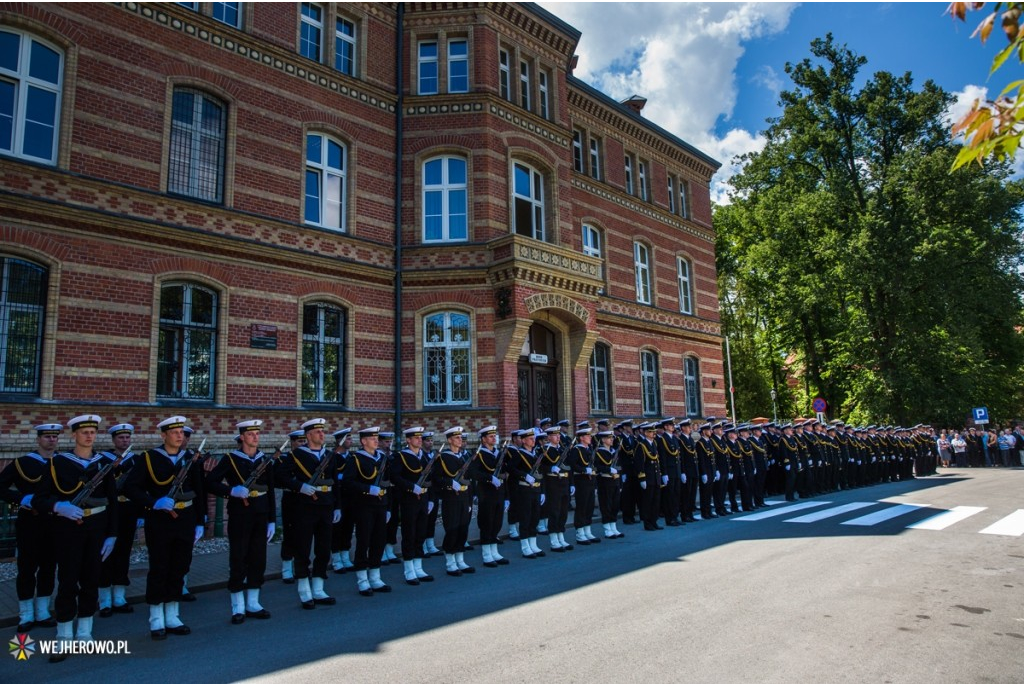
[108,423,134,436]
[301,418,327,433]
[404,426,425,438]
[575,426,591,436]
[544,426,561,434]
[69,414,102,432]
[35,423,63,435]
[333,428,352,440]
[596,430,614,438]
[422,431,435,439]
[183,426,195,435]
[358,426,380,439]
[444,426,464,438]
[236,419,263,434]
[379,432,395,440]
[479,425,498,437]
[289,429,306,440]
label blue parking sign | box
[972,407,989,424]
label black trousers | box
[386,492,401,546]
[440,489,471,553]
[331,498,357,553]
[476,483,505,544]
[512,483,541,537]
[785,467,797,501]
[280,493,296,561]
[661,473,680,522]
[597,477,621,524]
[291,503,332,580]
[226,504,268,592]
[572,476,596,529]
[15,510,56,600]
[639,480,661,525]
[545,476,571,533]
[681,463,698,520]
[620,472,640,522]
[698,476,714,516]
[144,507,196,605]
[426,494,441,536]
[352,499,387,571]
[53,513,107,621]
[713,473,728,514]
[753,469,767,507]
[100,500,140,588]
[398,493,428,560]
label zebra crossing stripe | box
[906,506,987,531]
[841,503,926,526]
[733,501,831,521]
[784,502,876,523]
[979,509,1024,536]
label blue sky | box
[541,2,1011,201]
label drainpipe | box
[393,4,405,432]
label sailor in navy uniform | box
[677,419,699,523]
[436,426,475,576]
[391,426,435,585]
[594,429,624,538]
[468,425,509,567]
[507,428,546,558]
[204,419,276,624]
[566,426,600,544]
[330,427,356,574]
[33,415,118,660]
[97,423,138,618]
[279,429,306,584]
[341,426,392,596]
[0,423,61,633]
[380,432,401,566]
[421,431,443,556]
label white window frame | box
[677,256,693,314]
[424,311,472,406]
[304,132,346,232]
[582,224,601,259]
[519,59,531,111]
[589,137,601,180]
[684,356,702,418]
[640,349,661,417]
[0,29,63,165]
[679,179,690,218]
[538,70,549,119]
[498,49,511,101]
[212,2,241,28]
[418,41,438,95]
[512,162,545,242]
[572,130,584,173]
[668,176,675,213]
[300,3,323,62]
[302,301,346,404]
[624,155,634,195]
[448,39,468,93]
[638,160,649,201]
[634,241,652,305]
[422,155,468,243]
[335,17,356,76]
[588,342,611,413]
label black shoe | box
[17,620,34,633]
[301,599,316,609]
[535,550,546,557]
[495,558,510,565]
[372,584,392,593]
[419,573,435,582]
[522,553,537,559]
[313,595,337,605]
[231,613,245,625]
[483,560,499,567]
[165,624,191,635]
[151,629,167,641]
[180,593,196,602]
[35,616,57,628]
[447,569,463,577]
[577,538,591,546]
[590,537,601,543]
[99,607,113,618]
[562,543,574,550]
[550,546,565,553]
[460,566,476,574]
[686,517,697,523]
[406,577,421,585]
[112,604,134,614]
[622,518,636,525]
[282,577,295,584]
[358,589,373,597]
[507,534,520,541]
[333,567,347,575]
[245,608,271,619]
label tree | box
[718,34,1024,426]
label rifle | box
[303,445,336,502]
[452,447,478,487]
[113,449,136,493]
[241,437,288,507]
[71,447,131,524]
[167,438,205,518]
[491,439,511,483]
[526,446,548,481]
[414,450,439,491]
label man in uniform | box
[204,419,276,624]
[636,423,663,531]
[435,426,475,576]
[540,425,571,549]
[507,428,545,558]
[695,421,716,519]
[280,429,306,584]
[97,423,138,618]
[124,416,204,640]
[710,421,731,516]
[656,419,682,526]
[616,420,640,524]
[0,423,61,634]
[677,419,698,523]
[421,431,443,554]
[468,426,510,567]
[342,427,392,596]
[594,428,624,538]
[778,423,800,501]
[566,426,600,543]
[390,426,435,585]
[380,432,401,565]
[330,427,356,574]
[749,422,769,508]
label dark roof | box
[520,2,583,42]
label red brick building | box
[0,2,723,455]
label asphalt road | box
[5,468,1023,683]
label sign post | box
[972,407,989,425]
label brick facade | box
[0,2,724,458]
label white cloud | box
[541,2,798,203]
[945,83,988,129]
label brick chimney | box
[622,95,647,115]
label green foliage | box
[717,34,1024,426]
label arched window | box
[157,282,218,399]
[0,29,63,164]
[423,155,467,242]
[305,132,346,231]
[168,88,227,202]
[588,342,611,413]
[0,256,47,394]
[634,241,652,305]
[677,256,693,314]
[684,356,702,418]
[302,301,346,404]
[424,311,471,405]
[640,349,660,417]
[512,162,546,242]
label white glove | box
[857,460,862,466]
[267,523,276,541]
[570,486,576,496]
[818,461,823,467]
[621,474,627,483]
[640,480,647,490]
[299,483,316,497]
[661,475,669,485]
[610,467,618,475]
[230,485,249,499]
[54,501,84,520]
[491,476,502,488]
[427,501,435,514]
[386,511,392,523]
[369,485,382,497]
[714,470,721,482]
[20,494,32,508]
[153,497,175,512]
[413,484,424,496]
[525,474,536,484]
[452,479,462,491]
[100,537,116,561]
[504,500,510,512]
[585,467,592,475]
[194,526,204,543]
[136,518,145,528]
[681,473,687,483]
[785,464,791,471]
[728,472,734,480]
[701,474,708,484]
[332,509,341,524]
[551,465,561,474]
[540,493,546,506]
[753,468,758,475]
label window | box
[212,2,241,28]
[640,350,661,417]
[0,29,63,165]
[423,155,467,242]
[677,257,693,314]
[304,132,346,231]
[634,241,651,305]
[448,39,468,93]
[667,177,675,213]
[679,179,690,218]
[299,3,322,62]
[302,302,345,404]
[624,156,633,195]
[158,282,217,400]
[417,41,438,95]
[638,160,649,201]
[572,130,584,173]
[335,18,355,76]
[513,162,545,241]
[519,60,530,111]
[582,224,601,258]
[498,49,510,101]
[589,343,611,413]
[168,88,226,203]
[684,356,702,418]
[177,2,198,9]
[0,256,46,394]
[589,137,601,180]
[538,70,549,119]
[424,311,471,405]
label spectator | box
[937,431,951,468]
[951,432,967,468]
